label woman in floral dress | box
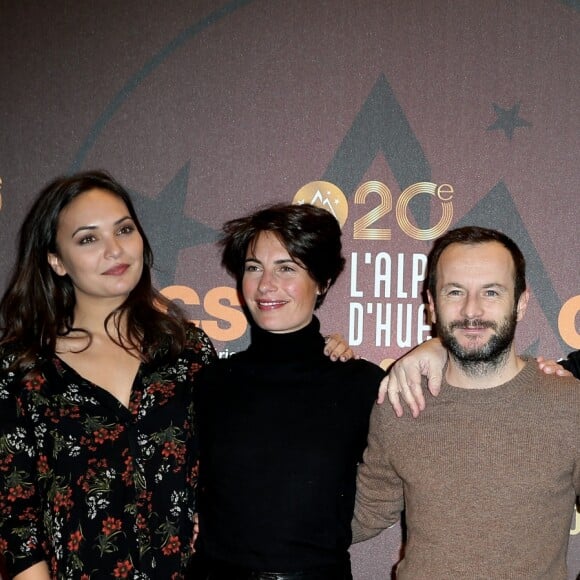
[0,171,216,579]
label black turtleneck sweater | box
[195,317,384,572]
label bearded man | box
[352,226,580,579]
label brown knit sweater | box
[352,360,580,579]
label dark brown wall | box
[1,1,579,577]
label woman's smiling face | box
[47,188,144,308]
[241,231,320,334]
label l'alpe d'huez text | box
[348,252,432,347]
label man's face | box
[427,241,528,372]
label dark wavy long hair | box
[0,170,188,371]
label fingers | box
[324,334,356,361]
[377,375,391,406]
[380,367,424,418]
[338,346,356,361]
[536,356,570,376]
[385,379,403,417]
[423,361,443,397]
[543,363,572,377]
[395,360,426,416]
[399,379,424,419]
[539,361,557,373]
[387,391,403,417]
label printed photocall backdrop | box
[1,0,579,577]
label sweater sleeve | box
[351,401,404,543]
[0,359,47,575]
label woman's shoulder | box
[0,342,31,401]
[0,341,27,378]
[0,339,22,359]
[184,321,211,343]
[183,322,218,360]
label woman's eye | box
[244,264,260,272]
[118,224,135,235]
[78,235,96,245]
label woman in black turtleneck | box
[194,203,385,580]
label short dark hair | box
[220,203,345,309]
[0,170,187,370]
[427,226,527,301]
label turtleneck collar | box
[245,316,325,363]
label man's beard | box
[436,307,518,377]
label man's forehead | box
[437,241,515,281]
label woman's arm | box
[0,360,47,578]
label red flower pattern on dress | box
[102,516,123,536]
[162,535,181,555]
[0,454,14,472]
[149,381,175,405]
[24,375,45,391]
[128,389,142,415]
[53,487,73,512]
[0,325,216,577]
[161,440,186,466]
[67,530,83,552]
[37,454,50,474]
[7,484,28,502]
[136,513,147,530]
[113,559,133,578]
[121,453,135,486]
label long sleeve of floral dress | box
[0,324,216,579]
[0,349,47,572]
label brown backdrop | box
[1,1,579,577]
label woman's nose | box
[258,271,276,293]
[104,236,122,258]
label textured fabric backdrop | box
[1,1,579,577]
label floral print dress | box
[0,324,216,579]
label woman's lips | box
[103,264,129,276]
[256,300,287,310]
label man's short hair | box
[427,226,527,302]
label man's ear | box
[515,288,530,322]
[427,290,437,324]
[47,253,67,276]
